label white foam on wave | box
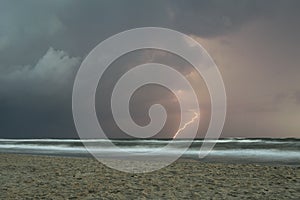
[0,143,299,161]
[0,138,296,145]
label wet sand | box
[0,153,299,199]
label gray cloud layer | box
[0,0,299,138]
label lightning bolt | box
[173,111,199,139]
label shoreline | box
[1,151,299,167]
[1,153,299,199]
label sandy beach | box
[0,153,299,199]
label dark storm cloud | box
[0,0,284,68]
[0,48,80,138]
[0,0,73,68]
[0,0,299,138]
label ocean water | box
[0,138,299,165]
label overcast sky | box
[0,0,299,138]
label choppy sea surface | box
[0,138,299,165]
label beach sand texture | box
[0,154,299,199]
